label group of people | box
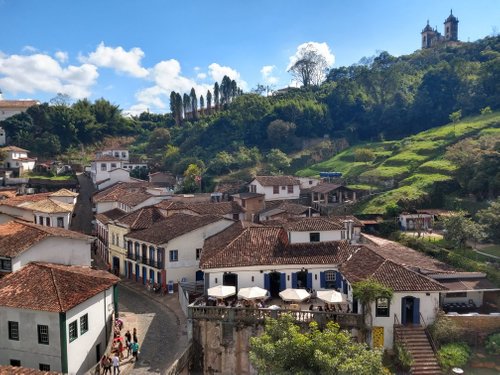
[100,320,141,375]
[308,303,351,313]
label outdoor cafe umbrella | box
[207,285,236,299]
[237,286,269,301]
[316,290,346,304]
[279,288,311,302]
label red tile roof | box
[155,201,243,216]
[0,100,39,109]
[252,175,300,186]
[0,366,59,375]
[340,246,447,291]
[0,262,119,312]
[49,188,78,197]
[116,206,168,230]
[1,146,30,153]
[126,213,226,244]
[310,183,354,194]
[281,217,345,231]
[93,182,161,207]
[95,208,127,225]
[0,221,90,258]
[200,222,357,269]
[0,193,51,208]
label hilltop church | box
[421,10,459,49]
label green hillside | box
[297,112,500,215]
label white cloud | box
[260,65,278,85]
[81,42,148,78]
[54,51,68,63]
[22,45,38,53]
[197,72,207,80]
[287,41,335,70]
[0,53,98,99]
[208,63,247,90]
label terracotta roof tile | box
[0,262,118,312]
[200,222,356,269]
[253,175,300,186]
[49,188,78,197]
[0,221,90,258]
[0,366,59,375]
[93,182,161,206]
[310,183,354,194]
[0,100,38,109]
[126,213,225,244]
[281,217,344,231]
[95,208,127,225]
[156,201,243,216]
[1,146,30,152]
[0,193,52,208]
[116,206,168,230]
[26,198,74,213]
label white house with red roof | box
[248,176,301,201]
[0,262,119,374]
[90,149,147,188]
[1,146,36,176]
[0,221,92,275]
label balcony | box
[126,253,137,261]
[148,259,164,269]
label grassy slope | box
[296,112,500,214]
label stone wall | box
[448,315,500,345]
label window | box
[114,152,119,157]
[196,248,202,260]
[249,185,256,193]
[287,185,294,193]
[10,360,21,367]
[273,185,279,194]
[341,230,345,239]
[325,270,336,289]
[281,186,286,190]
[69,320,78,342]
[8,321,19,340]
[375,298,390,317]
[121,152,127,158]
[80,314,88,335]
[111,163,117,169]
[232,213,239,220]
[1,258,12,271]
[446,292,467,298]
[100,163,107,171]
[169,250,178,262]
[241,200,246,208]
[310,232,320,242]
[39,364,50,371]
[45,217,50,226]
[57,217,64,228]
[37,325,49,345]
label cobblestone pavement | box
[116,278,188,375]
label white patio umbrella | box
[316,290,346,304]
[279,288,311,302]
[237,286,269,301]
[207,285,236,299]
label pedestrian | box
[131,341,140,362]
[103,356,112,375]
[112,353,120,375]
[132,327,138,343]
[124,330,131,343]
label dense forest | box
[1,35,499,182]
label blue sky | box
[0,0,498,114]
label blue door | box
[149,269,155,284]
[135,264,139,282]
[142,266,147,284]
[401,296,420,325]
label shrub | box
[429,312,464,345]
[485,332,500,355]
[394,343,413,372]
[354,148,376,162]
[437,343,470,371]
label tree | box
[449,109,462,132]
[182,163,203,193]
[170,91,182,126]
[214,82,220,111]
[175,93,183,121]
[266,148,291,173]
[206,90,212,114]
[352,279,393,342]
[199,95,205,116]
[130,166,149,181]
[476,198,500,242]
[288,43,329,87]
[354,148,376,162]
[442,212,485,249]
[250,314,386,375]
[190,88,198,120]
[266,119,296,150]
[220,75,232,106]
[183,93,191,120]
[148,128,171,151]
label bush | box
[485,332,500,355]
[429,312,464,345]
[437,343,470,371]
[354,148,376,162]
[394,343,413,372]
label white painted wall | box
[95,202,117,214]
[0,307,62,372]
[442,291,483,306]
[13,237,91,272]
[0,205,33,222]
[65,286,114,375]
[51,195,78,205]
[370,291,440,349]
[131,195,171,211]
[34,212,72,230]
[249,180,300,201]
[288,230,343,244]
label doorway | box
[223,272,238,290]
[296,270,307,289]
[401,296,420,325]
[112,257,120,276]
[269,272,281,297]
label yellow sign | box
[372,326,384,348]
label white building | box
[124,213,234,288]
[1,146,36,176]
[0,221,92,275]
[0,262,119,374]
[0,96,39,122]
[248,176,300,201]
[90,149,148,188]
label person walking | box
[132,327,138,343]
[131,341,140,362]
[112,353,120,375]
[102,356,112,375]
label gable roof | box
[126,213,225,244]
[1,146,29,153]
[310,183,354,194]
[281,217,344,231]
[26,198,74,213]
[49,188,79,197]
[95,208,127,225]
[93,182,161,207]
[200,222,357,269]
[116,206,168,230]
[156,200,243,216]
[0,221,90,258]
[260,201,315,216]
[0,100,38,109]
[252,175,300,186]
[0,193,51,209]
[340,246,447,292]
[0,262,118,312]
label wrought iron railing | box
[420,312,438,354]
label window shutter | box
[292,273,298,288]
[335,271,342,289]
[307,273,313,289]
[280,273,286,291]
[264,273,270,291]
[342,277,348,294]
[320,272,326,288]
[413,298,420,325]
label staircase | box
[394,325,441,375]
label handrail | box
[394,313,400,326]
[420,312,438,354]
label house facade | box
[1,146,36,176]
[248,176,300,201]
[0,263,119,374]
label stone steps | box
[394,326,441,375]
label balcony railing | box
[148,259,164,269]
[126,253,137,261]
[125,254,163,269]
[188,305,362,329]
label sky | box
[0,0,498,115]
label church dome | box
[422,21,433,32]
[445,10,458,23]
